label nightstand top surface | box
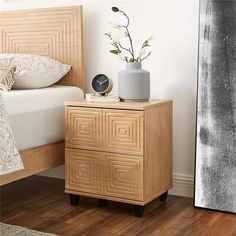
[65,99,172,110]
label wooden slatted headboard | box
[0,6,84,91]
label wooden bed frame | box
[0,6,84,185]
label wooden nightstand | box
[64,100,172,217]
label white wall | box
[1,0,199,197]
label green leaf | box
[142,40,148,48]
[110,50,120,55]
[142,40,151,49]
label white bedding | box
[2,85,83,151]
[0,92,23,175]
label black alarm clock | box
[91,74,113,96]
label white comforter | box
[0,92,23,175]
[3,85,84,151]
[0,85,83,175]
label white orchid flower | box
[109,21,121,29]
[139,48,146,58]
[111,29,122,44]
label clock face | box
[92,74,110,93]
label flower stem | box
[118,43,132,55]
[105,33,112,40]
[140,52,151,61]
[119,10,135,61]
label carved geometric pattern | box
[65,149,101,194]
[104,153,143,201]
[66,108,102,151]
[103,109,143,155]
[0,6,84,89]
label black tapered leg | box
[135,205,144,217]
[159,191,168,202]
[98,199,108,206]
[69,194,80,205]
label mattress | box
[2,85,83,151]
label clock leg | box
[159,191,168,202]
[69,194,80,206]
[134,205,144,217]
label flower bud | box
[139,48,146,57]
[147,35,154,41]
[112,7,119,12]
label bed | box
[0,6,84,185]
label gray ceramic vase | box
[118,62,150,102]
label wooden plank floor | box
[0,176,235,236]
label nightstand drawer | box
[103,109,144,155]
[65,107,143,155]
[103,153,143,201]
[65,107,102,150]
[65,148,102,195]
[65,148,143,201]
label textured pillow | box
[0,54,71,89]
[0,58,16,91]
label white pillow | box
[0,54,71,89]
